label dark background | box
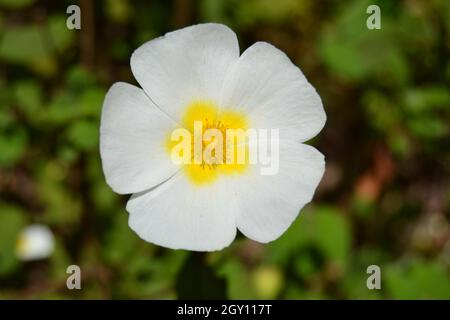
[0,0,449,299]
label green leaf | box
[79,88,105,118]
[91,181,118,212]
[386,259,450,299]
[66,66,96,91]
[66,120,99,151]
[388,132,412,157]
[312,206,352,265]
[0,205,27,275]
[0,25,51,64]
[13,80,43,117]
[320,33,369,80]
[0,109,13,129]
[294,253,316,278]
[102,211,140,265]
[38,161,82,227]
[0,23,57,76]
[46,91,79,124]
[363,90,400,132]
[267,206,352,269]
[0,128,27,168]
[218,259,257,299]
[49,239,71,282]
[47,14,75,53]
[403,87,450,113]
[407,116,448,139]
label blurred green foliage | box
[0,0,449,299]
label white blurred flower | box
[16,224,55,261]
[100,23,326,251]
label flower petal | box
[220,42,326,142]
[130,23,240,123]
[127,173,237,251]
[100,82,179,194]
[235,141,325,243]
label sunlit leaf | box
[385,259,450,299]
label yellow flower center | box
[166,101,249,186]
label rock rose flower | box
[100,23,326,251]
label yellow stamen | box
[166,100,249,186]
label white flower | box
[100,23,326,251]
[16,224,54,261]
